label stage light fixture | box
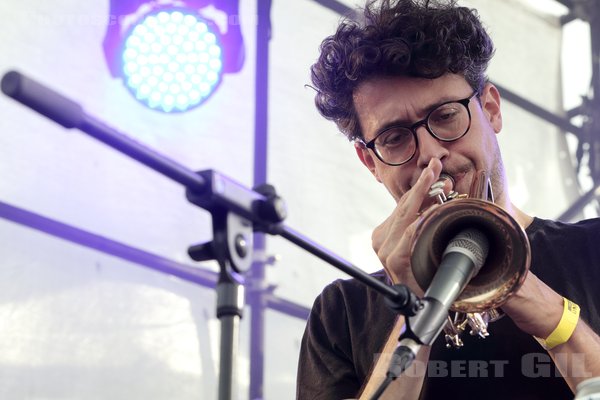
[103,0,244,113]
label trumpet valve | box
[429,173,458,204]
[467,313,490,338]
[428,182,447,204]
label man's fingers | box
[401,158,442,216]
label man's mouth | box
[444,168,471,196]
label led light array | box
[122,10,223,112]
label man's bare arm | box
[359,317,430,400]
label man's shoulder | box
[527,216,600,238]
[311,270,390,314]
[319,270,388,298]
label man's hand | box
[372,158,442,291]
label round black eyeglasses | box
[357,92,479,166]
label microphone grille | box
[444,228,490,271]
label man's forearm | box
[359,317,430,400]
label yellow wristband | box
[535,297,580,350]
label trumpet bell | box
[411,198,530,313]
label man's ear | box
[481,83,503,134]
[355,142,382,182]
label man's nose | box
[414,125,449,168]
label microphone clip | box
[401,296,449,346]
[383,285,448,347]
[384,284,422,318]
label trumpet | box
[410,171,531,348]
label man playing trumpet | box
[297,1,600,399]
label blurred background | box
[0,0,598,398]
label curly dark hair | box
[311,0,495,141]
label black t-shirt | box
[297,217,600,399]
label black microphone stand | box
[1,70,423,400]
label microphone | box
[425,228,489,315]
[386,228,489,379]
[1,71,84,129]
